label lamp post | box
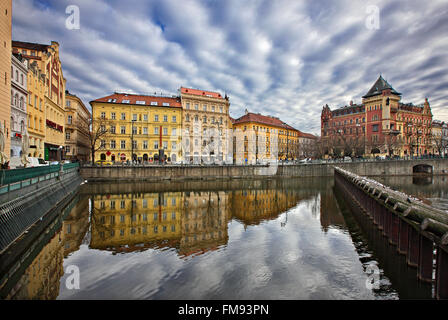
[131,119,136,165]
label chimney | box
[350,100,353,106]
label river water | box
[2,175,447,300]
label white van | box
[26,157,48,167]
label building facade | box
[0,0,12,166]
[431,120,448,157]
[321,75,433,158]
[26,61,46,158]
[10,53,28,163]
[65,91,91,162]
[180,87,232,164]
[12,41,67,161]
[231,110,314,164]
[90,93,183,163]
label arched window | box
[14,94,18,106]
[20,120,24,133]
[19,97,24,109]
[10,116,14,131]
[15,70,18,81]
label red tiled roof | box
[12,40,49,52]
[180,87,223,99]
[90,93,182,107]
[233,112,293,129]
[298,132,317,139]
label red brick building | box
[321,75,433,158]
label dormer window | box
[150,101,158,106]
[122,99,130,103]
[136,100,145,105]
[162,102,170,106]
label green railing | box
[0,163,79,194]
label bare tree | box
[78,117,109,164]
[432,131,448,156]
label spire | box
[362,75,401,98]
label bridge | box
[334,167,448,300]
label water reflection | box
[373,175,448,211]
[3,176,445,300]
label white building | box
[10,53,28,162]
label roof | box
[12,40,49,52]
[233,112,299,132]
[90,93,182,107]
[362,75,401,98]
[299,132,317,139]
[180,87,224,99]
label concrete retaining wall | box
[81,159,448,181]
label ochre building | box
[90,93,183,163]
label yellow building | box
[231,110,302,164]
[180,87,232,164]
[0,0,11,165]
[65,91,91,162]
[12,41,67,161]
[90,93,183,163]
[26,61,46,158]
[90,191,183,251]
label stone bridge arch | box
[412,164,433,175]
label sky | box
[12,0,448,135]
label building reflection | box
[5,225,64,300]
[63,196,90,256]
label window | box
[132,140,137,149]
[163,127,168,135]
[163,141,168,149]
[220,106,223,113]
[154,115,159,122]
[186,103,190,109]
[121,113,126,120]
[67,115,72,124]
[143,127,148,134]
[110,126,116,134]
[172,128,177,136]
[136,100,145,105]
[133,114,137,121]
[163,115,168,122]
[101,112,106,119]
[172,142,177,150]
[66,132,70,140]
[111,140,116,149]
[162,102,170,106]
[111,112,116,120]
[372,124,379,132]
[120,126,126,134]
[132,126,137,134]
[65,146,70,154]
[122,99,130,103]
[172,116,176,122]
[143,114,148,121]
[154,141,159,149]
[203,105,207,111]
[212,106,215,112]
[143,140,148,149]
[150,101,158,106]
[195,104,198,110]
[154,127,159,134]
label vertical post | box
[417,234,433,283]
[435,247,448,300]
[389,213,399,246]
[398,219,409,255]
[407,226,419,267]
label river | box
[2,175,446,299]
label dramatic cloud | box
[12,0,448,134]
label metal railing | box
[0,163,80,195]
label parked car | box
[49,161,60,165]
[95,160,113,166]
[26,157,48,167]
[300,158,312,163]
[343,156,352,162]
